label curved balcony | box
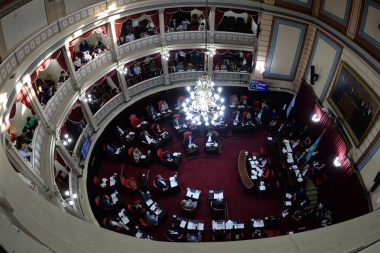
[214,31,255,46]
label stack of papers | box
[150,203,157,211]
[285,144,292,153]
[186,189,200,199]
[267,137,273,141]
[287,157,294,163]
[251,175,258,180]
[180,220,187,228]
[285,201,292,206]
[135,232,143,238]
[146,199,153,206]
[111,193,118,203]
[141,155,146,159]
[259,186,266,191]
[120,216,129,224]
[173,152,181,156]
[170,181,178,187]
[286,193,292,199]
[110,176,116,186]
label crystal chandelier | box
[183,0,224,125]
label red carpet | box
[99,124,284,241]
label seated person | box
[145,210,158,226]
[105,144,117,155]
[265,119,277,135]
[18,143,32,160]
[100,178,109,188]
[126,32,135,42]
[115,125,127,138]
[153,123,163,135]
[146,21,156,35]
[240,64,248,72]
[181,199,197,209]
[140,131,155,145]
[132,202,143,213]
[185,135,195,147]
[132,147,144,163]
[221,63,228,71]
[241,100,248,107]
[229,231,244,241]
[161,101,169,111]
[118,36,126,46]
[211,198,226,209]
[205,130,217,144]
[173,116,183,128]
[291,139,302,153]
[187,231,202,242]
[232,111,241,122]
[252,229,267,239]
[94,48,104,57]
[185,63,194,71]
[162,151,173,162]
[22,117,39,139]
[147,105,157,116]
[257,156,267,168]
[45,86,56,102]
[155,175,169,191]
[243,112,252,123]
[176,62,184,71]
[214,64,220,71]
[230,95,239,106]
[101,194,115,208]
[107,217,130,231]
[213,230,227,241]
[58,71,70,84]
[133,63,142,76]
[177,24,187,31]
[95,37,104,50]
[81,52,92,64]
[165,228,184,242]
[232,63,240,72]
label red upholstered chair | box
[230,95,238,105]
[93,176,100,186]
[129,114,142,129]
[127,78,136,87]
[173,114,181,119]
[240,95,248,104]
[128,147,134,160]
[157,149,165,161]
[212,130,219,138]
[102,217,108,228]
[262,169,271,179]
[253,100,261,111]
[252,147,264,157]
[158,100,163,112]
[183,131,192,145]
[95,196,110,211]
[265,229,280,237]
[140,216,157,227]
[316,174,328,185]
[135,75,143,83]
[121,177,137,191]
[151,124,159,137]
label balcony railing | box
[118,35,160,58]
[214,31,255,46]
[128,76,165,98]
[165,31,209,46]
[94,93,124,125]
[74,52,114,82]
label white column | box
[108,21,120,61]
[79,99,99,132]
[159,9,166,45]
[63,45,78,83]
[116,66,130,101]
[55,137,81,174]
[162,56,170,85]
[209,7,215,43]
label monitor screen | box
[249,80,269,92]
[81,136,91,159]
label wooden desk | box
[237,150,255,190]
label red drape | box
[164,8,179,27]
[68,25,108,59]
[115,11,160,39]
[66,101,83,123]
[291,82,370,222]
[30,49,68,93]
[213,50,251,68]
[13,86,36,115]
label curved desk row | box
[237,150,255,190]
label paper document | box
[226,220,233,229]
[282,148,287,154]
[150,204,156,211]
[287,157,294,163]
[297,177,303,182]
[268,137,273,141]
[170,181,178,187]
[285,144,292,153]
[115,148,121,155]
[214,192,224,199]
[259,186,266,191]
[286,193,292,199]
[237,223,244,229]
[198,223,204,230]
[135,232,143,238]
[251,175,257,180]
[179,220,186,228]
[175,126,180,129]
[173,152,181,156]
[121,216,129,224]
[110,177,116,186]
[292,165,298,169]
[283,139,289,144]
[146,199,153,206]
[141,155,146,159]
[285,201,292,206]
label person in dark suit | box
[185,135,195,146]
[101,194,113,208]
[79,38,89,53]
[232,111,241,122]
[287,119,298,137]
[170,19,178,29]
[211,199,226,209]
[162,151,173,161]
[140,131,154,144]
[205,130,217,143]
[243,112,252,123]
[295,151,307,164]
[155,175,169,191]
[165,228,184,242]
[271,109,278,120]
[173,117,183,127]
[105,144,117,155]
[147,105,157,116]
[291,139,302,153]
[213,230,227,241]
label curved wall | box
[0,0,380,252]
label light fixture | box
[256,61,265,74]
[65,190,70,196]
[118,67,128,75]
[183,0,224,124]
[84,94,92,103]
[312,114,320,122]
[62,134,72,147]
[68,200,74,206]
[160,47,170,61]
[334,157,341,167]
[72,193,78,199]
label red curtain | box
[30,49,68,93]
[66,101,83,123]
[164,7,210,28]
[214,8,259,29]
[164,8,179,27]
[110,71,121,91]
[114,11,160,39]
[13,86,36,115]
[54,149,70,172]
[213,50,251,68]
[292,82,370,222]
[68,25,108,59]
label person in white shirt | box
[126,32,135,42]
[198,24,205,31]
[18,143,31,159]
[133,63,141,75]
[141,131,154,144]
[146,21,155,35]
[257,156,267,168]
[73,56,81,71]
[161,101,169,111]
[177,24,187,31]
[81,52,92,64]
[206,130,217,143]
[182,19,191,26]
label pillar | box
[108,21,121,61]
[55,137,81,174]
[159,9,166,45]
[79,98,99,132]
[116,66,130,101]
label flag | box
[286,93,297,118]
[306,129,325,162]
